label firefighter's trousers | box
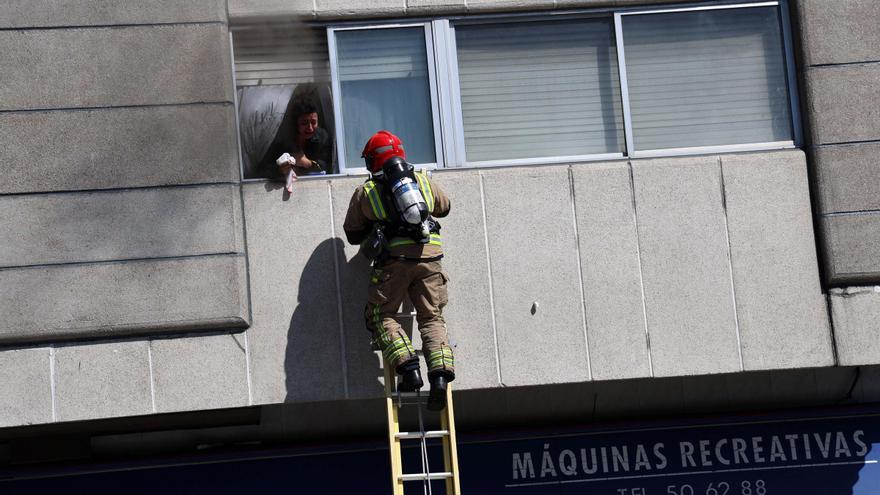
[365,258,455,379]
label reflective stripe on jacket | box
[362,172,442,249]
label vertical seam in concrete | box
[628,160,654,377]
[227,183,238,253]
[49,346,57,422]
[329,181,350,399]
[824,291,840,366]
[237,185,254,328]
[232,22,254,331]
[242,330,255,405]
[718,156,745,372]
[568,166,593,380]
[479,172,503,386]
[147,340,157,413]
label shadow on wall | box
[282,237,392,402]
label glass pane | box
[456,19,624,162]
[622,6,793,151]
[335,27,436,168]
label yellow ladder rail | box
[384,363,406,495]
[383,360,461,495]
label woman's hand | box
[276,152,293,175]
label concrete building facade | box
[0,0,879,492]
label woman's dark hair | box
[290,100,319,120]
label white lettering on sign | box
[508,430,868,482]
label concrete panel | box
[331,176,387,400]
[0,348,52,427]
[812,142,880,214]
[0,105,239,194]
[557,0,702,8]
[720,151,833,370]
[0,24,233,111]
[1,0,226,28]
[820,212,880,284]
[482,166,590,386]
[54,341,152,421]
[0,255,249,343]
[243,179,347,404]
[431,170,499,390]
[406,0,466,14]
[150,332,249,413]
[314,0,406,19]
[228,0,314,19]
[571,163,650,380]
[830,286,880,366]
[0,185,241,268]
[465,0,554,13]
[796,0,880,66]
[632,156,741,376]
[804,64,880,145]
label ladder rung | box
[400,472,453,482]
[395,430,449,440]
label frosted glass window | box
[621,7,793,151]
[335,28,436,167]
[455,19,624,162]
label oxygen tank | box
[382,157,430,239]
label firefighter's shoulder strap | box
[362,179,389,222]
[383,355,461,495]
[363,171,436,222]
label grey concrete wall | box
[227,0,702,20]
[0,2,248,343]
[1,105,239,194]
[236,150,830,409]
[0,330,251,426]
[0,150,833,428]
[1,0,226,28]
[830,286,880,366]
[796,0,880,285]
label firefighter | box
[343,130,455,411]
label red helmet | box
[361,130,405,173]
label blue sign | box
[3,407,879,494]
[460,410,880,495]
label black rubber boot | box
[427,374,448,411]
[397,369,423,392]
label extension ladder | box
[383,360,462,495]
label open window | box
[232,23,339,179]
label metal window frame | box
[614,1,802,158]
[318,0,803,175]
[327,22,444,175]
[432,19,467,168]
[449,15,629,168]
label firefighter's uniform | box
[343,171,455,380]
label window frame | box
[614,0,801,158]
[319,0,800,175]
[327,22,445,175]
